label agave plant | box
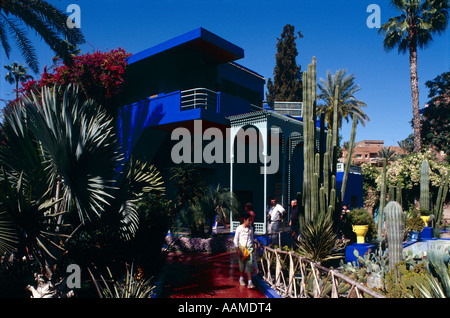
[88,264,155,298]
[296,212,343,263]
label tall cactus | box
[341,113,357,202]
[377,158,387,240]
[301,57,339,224]
[420,159,430,211]
[433,169,449,237]
[384,201,404,271]
[396,178,402,207]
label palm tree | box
[4,62,33,99]
[317,69,370,129]
[377,146,397,163]
[0,0,85,73]
[397,139,413,156]
[379,0,449,153]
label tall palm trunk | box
[409,28,422,153]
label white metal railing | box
[232,221,265,234]
[264,101,303,117]
[181,88,218,111]
[255,239,385,298]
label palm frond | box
[317,69,369,128]
[23,85,120,224]
[0,14,12,57]
[0,168,68,261]
[1,14,38,73]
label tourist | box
[233,212,255,289]
[289,199,300,245]
[244,202,255,226]
[266,196,286,245]
[341,204,350,220]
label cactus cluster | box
[377,158,387,240]
[418,158,449,237]
[433,169,449,236]
[301,57,357,224]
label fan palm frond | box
[22,85,120,224]
[0,169,67,261]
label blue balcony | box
[117,87,262,161]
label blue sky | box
[0,0,448,146]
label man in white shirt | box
[266,196,286,245]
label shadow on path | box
[160,251,267,298]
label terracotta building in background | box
[340,140,406,165]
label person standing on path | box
[233,212,255,289]
[289,199,300,245]
[266,196,286,245]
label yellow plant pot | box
[352,225,369,244]
[420,216,430,227]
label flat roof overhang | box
[127,27,244,67]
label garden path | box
[160,251,267,298]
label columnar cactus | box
[420,159,430,211]
[384,201,403,271]
[433,169,449,237]
[377,158,387,240]
[396,178,402,207]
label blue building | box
[116,28,362,233]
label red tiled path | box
[160,251,267,298]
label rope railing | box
[254,233,385,298]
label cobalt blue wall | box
[336,172,364,208]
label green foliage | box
[0,85,165,282]
[345,208,373,225]
[343,208,377,242]
[427,249,450,297]
[266,24,303,102]
[421,71,450,158]
[383,263,430,298]
[378,151,449,201]
[361,162,381,209]
[405,210,425,234]
[379,0,449,152]
[317,69,369,129]
[170,166,239,237]
[88,264,155,298]
[4,62,33,100]
[0,0,85,73]
[296,213,343,263]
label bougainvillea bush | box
[17,48,131,114]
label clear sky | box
[0,0,448,146]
